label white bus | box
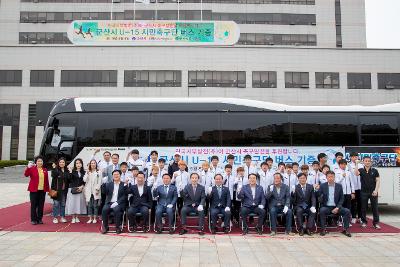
[39,97,400,204]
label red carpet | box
[1,202,399,234]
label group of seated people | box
[101,164,354,237]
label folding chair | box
[153,205,177,233]
[208,209,232,233]
[127,208,151,233]
[101,209,126,233]
[294,212,317,233]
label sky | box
[365,0,400,48]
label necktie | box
[114,164,118,170]
[218,186,222,198]
[302,186,306,195]
[193,186,196,195]
[164,185,168,194]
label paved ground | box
[1,167,400,266]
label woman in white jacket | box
[83,159,102,224]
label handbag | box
[48,174,59,198]
[71,187,82,194]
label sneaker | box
[270,231,276,236]
[75,217,80,223]
[337,221,343,227]
[373,224,381,230]
[361,223,367,228]
[351,218,356,224]
[53,218,58,224]
[349,223,353,227]
[71,218,76,224]
[61,217,67,223]
[92,219,97,224]
[87,219,92,224]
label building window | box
[252,71,277,88]
[378,73,400,89]
[347,73,371,89]
[315,72,340,89]
[27,104,36,160]
[19,32,71,44]
[285,72,309,88]
[61,70,117,87]
[0,70,22,86]
[124,70,181,87]
[0,104,20,160]
[30,70,54,87]
[188,71,246,88]
[335,0,342,47]
[238,33,316,46]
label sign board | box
[67,20,240,46]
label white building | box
[0,0,399,160]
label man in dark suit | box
[100,153,121,215]
[238,173,266,235]
[126,171,152,232]
[179,173,206,235]
[266,173,293,236]
[318,170,352,237]
[101,170,127,234]
[153,174,178,234]
[208,174,231,234]
[292,173,317,236]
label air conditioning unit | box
[385,85,395,89]
[300,85,309,89]
[188,83,197,87]
[31,40,37,44]
[112,0,121,3]
[311,22,316,25]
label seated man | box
[101,170,127,234]
[292,173,317,236]
[126,171,152,232]
[153,174,178,234]
[266,173,293,236]
[238,173,266,235]
[208,174,231,234]
[179,173,206,236]
[318,171,352,237]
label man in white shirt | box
[126,149,145,171]
[334,159,355,216]
[307,161,321,188]
[210,156,224,178]
[347,152,363,223]
[145,150,159,178]
[283,164,297,194]
[199,161,213,189]
[92,149,112,172]
[331,152,345,173]
[119,162,133,183]
[226,154,237,177]
[223,164,235,201]
[258,162,273,194]
[242,154,258,180]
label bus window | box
[291,113,358,145]
[77,113,151,147]
[150,113,220,146]
[360,115,399,145]
[221,113,290,146]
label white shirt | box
[111,182,120,203]
[348,162,363,191]
[258,169,273,194]
[283,172,297,192]
[319,173,328,184]
[145,161,159,177]
[174,170,190,197]
[128,158,145,171]
[199,169,213,188]
[307,170,320,185]
[250,186,256,200]
[335,168,355,195]
[97,160,111,171]
[138,185,144,197]
[120,171,132,183]
[209,165,224,178]
[243,164,258,179]
[223,173,235,200]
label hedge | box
[0,160,29,168]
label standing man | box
[318,171,351,237]
[243,155,258,180]
[266,173,293,236]
[101,153,120,215]
[348,152,363,224]
[179,173,206,235]
[208,174,231,234]
[237,173,266,235]
[317,153,328,171]
[292,173,316,236]
[145,150,159,178]
[355,156,381,229]
[258,161,273,194]
[153,174,178,234]
[168,152,187,176]
[92,149,112,172]
[209,156,224,178]
[126,149,145,171]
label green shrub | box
[0,160,29,168]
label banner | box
[345,146,400,167]
[67,20,240,46]
[73,146,344,172]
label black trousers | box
[351,189,362,219]
[102,203,125,229]
[30,191,46,222]
[361,191,379,225]
[343,194,352,210]
[295,206,315,231]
